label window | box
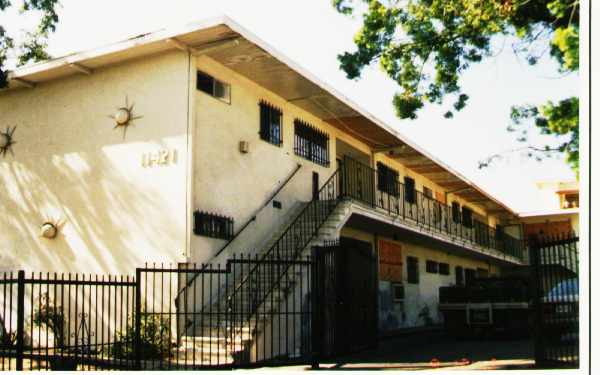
[423,186,433,199]
[426,260,438,273]
[455,266,464,285]
[451,202,461,223]
[464,268,476,285]
[377,162,399,196]
[439,262,450,275]
[259,101,282,146]
[477,268,489,278]
[392,283,404,302]
[407,256,419,284]
[193,211,234,240]
[462,206,473,228]
[404,177,416,203]
[563,193,579,208]
[294,119,330,166]
[196,71,231,103]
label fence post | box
[528,235,544,367]
[16,270,25,371]
[134,268,142,370]
[310,248,320,369]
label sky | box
[0,0,580,212]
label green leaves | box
[335,0,580,173]
[0,0,60,88]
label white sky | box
[0,0,580,212]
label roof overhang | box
[2,15,518,218]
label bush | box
[32,293,66,348]
[110,314,173,360]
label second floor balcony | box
[335,157,526,263]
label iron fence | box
[530,233,579,368]
[341,156,525,260]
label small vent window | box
[259,101,282,146]
[426,260,438,274]
[294,119,330,166]
[197,71,231,103]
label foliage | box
[0,0,60,88]
[0,316,16,349]
[110,314,172,360]
[32,293,66,348]
[333,0,579,172]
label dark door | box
[342,156,375,206]
[313,172,319,200]
[316,237,377,358]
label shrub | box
[110,314,172,360]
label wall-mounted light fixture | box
[109,96,142,139]
[40,222,58,239]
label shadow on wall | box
[0,145,183,275]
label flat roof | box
[2,15,519,217]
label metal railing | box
[341,156,525,261]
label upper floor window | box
[259,101,282,146]
[294,119,330,166]
[377,162,399,196]
[404,177,416,203]
[451,201,461,223]
[197,71,230,103]
[423,186,433,199]
[562,193,579,208]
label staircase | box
[175,169,350,365]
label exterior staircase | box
[175,170,350,365]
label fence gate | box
[530,234,579,368]
[0,271,136,371]
[315,237,377,358]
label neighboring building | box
[519,180,580,238]
[0,16,529,346]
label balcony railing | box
[340,156,525,261]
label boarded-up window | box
[379,240,403,282]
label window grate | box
[293,119,330,166]
[193,211,234,240]
[259,101,283,146]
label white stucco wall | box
[0,51,190,274]
[340,226,499,331]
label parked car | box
[541,278,579,343]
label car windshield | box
[547,279,579,298]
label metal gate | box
[530,234,579,368]
[314,237,377,358]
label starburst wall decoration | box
[0,126,16,157]
[108,96,142,139]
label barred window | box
[294,119,329,166]
[193,211,234,240]
[259,101,282,146]
[377,162,399,196]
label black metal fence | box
[0,271,136,371]
[341,156,525,260]
[0,256,316,371]
[530,233,579,368]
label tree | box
[333,0,580,174]
[0,0,61,88]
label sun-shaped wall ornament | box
[0,126,16,157]
[108,96,142,139]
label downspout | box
[184,49,194,261]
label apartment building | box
[0,17,529,359]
